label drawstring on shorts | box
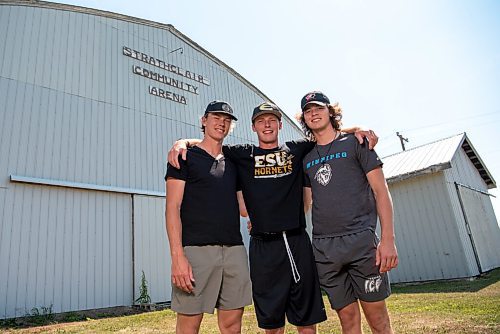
[282,231,301,283]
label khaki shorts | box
[171,245,252,314]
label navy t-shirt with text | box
[165,146,243,246]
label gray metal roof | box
[382,133,496,188]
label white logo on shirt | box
[314,164,332,186]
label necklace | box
[315,131,340,164]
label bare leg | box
[176,313,203,334]
[360,300,393,334]
[217,308,244,334]
[262,324,316,333]
[336,301,362,334]
[297,324,316,333]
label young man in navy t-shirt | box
[165,101,252,334]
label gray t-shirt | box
[303,133,383,237]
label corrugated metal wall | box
[0,183,133,318]
[388,173,474,283]
[387,144,500,283]
[0,2,304,318]
[132,195,253,304]
[446,148,500,272]
[133,195,171,304]
[0,4,301,192]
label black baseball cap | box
[205,100,237,121]
[251,102,282,122]
[301,91,330,110]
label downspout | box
[454,182,482,274]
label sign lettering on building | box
[123,46,210,105]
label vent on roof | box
[462,140,494,188]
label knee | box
[366,312,392,334]
[218,316,242,334]
[176,313,203,334]
[219,323,241,334]
[337,304,361,329]
[297,325,316,334]
[264,328,284,334]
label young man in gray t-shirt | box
[299,91,398,334]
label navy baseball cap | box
[301,91,330,110]
[251,102,282,122]
[205,100,237,120]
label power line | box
[401,111,500,133]
[377,115,500,142]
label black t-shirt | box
[165,146,243,246]
[224,140,315,235]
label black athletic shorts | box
[249,229,327,329]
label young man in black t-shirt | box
[165,101,252,334]
[168,102,378,333]
[224,103,326,333]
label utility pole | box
[396,132,409,151]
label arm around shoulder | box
[167,138,202,168]
[343,127,378,150]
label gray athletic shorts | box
[171,245,252,314]
[312,229,391,310]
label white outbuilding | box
[383,133,500,283]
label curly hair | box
[296,103,343,141]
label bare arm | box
[366,167,398,273]
[237,191,254,234]
[303,187,313,213]
[167,138,202,168]
[165,178,195,293]
[342,127,379,150]
[237,191,248,217]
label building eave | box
[460,136,496,189]
[386,162,452,184]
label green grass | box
[1,269,499,333]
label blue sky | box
[58,0,500,219]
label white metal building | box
[383,133,500,283]
[0,0,304,318]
